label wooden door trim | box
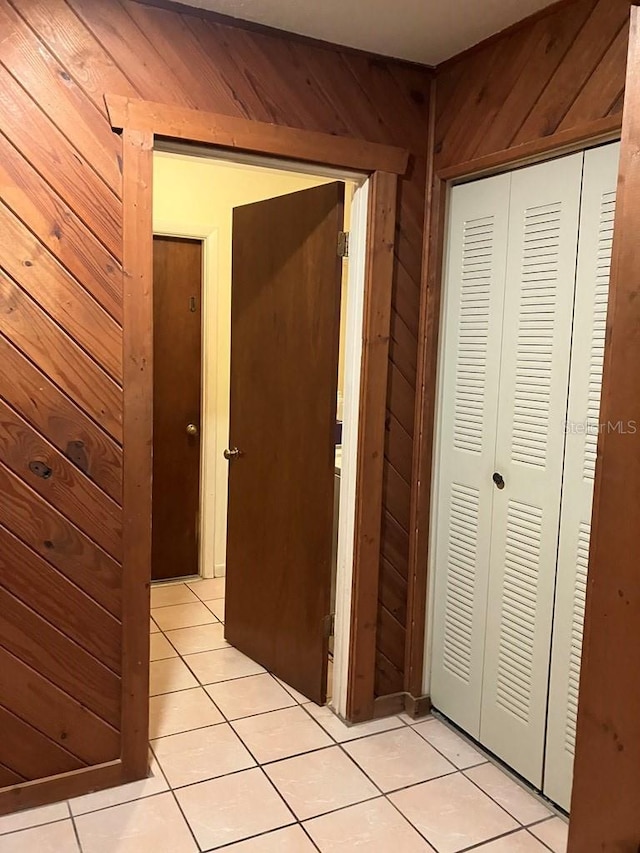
[105,95,409,175]
[568,8,640,847]
[113,101,401,773]
[120,127,154,780]
[405,113,624,705]
[347,170,397,722]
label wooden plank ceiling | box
[0,0,431,786]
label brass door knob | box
[186,423,199,437]
[224,447,240,460]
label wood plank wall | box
[433,0,630,174]
[0,0,431,787]
[407,0,632,695]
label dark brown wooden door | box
[225,183,344,704]
[152,236,203,581]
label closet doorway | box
[429,141,620,811]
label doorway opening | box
[149,144,367,712]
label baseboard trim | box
[372,692,432,720]
[0,761,127,817]
[404,692,432,719]
[373,692,406,718]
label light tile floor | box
[0,578,569,853]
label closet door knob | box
[492,472,505,490]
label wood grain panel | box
[434,0,629,173]
[0,205,122,381]
[14,0,139,114]
[0,525,121,673]
[0,271,123,442]
[512,0,629,145]
[0,765,25,788]
[0,707,84,780]
[67,0,198,107]
[0,133,122,322]
[379,557,408,625]
[0,335,122,502]
[0,465,121,616]
[385,415,413,485]
[0,400,122,559]
[0,588,120,726]
[0,2,122,193]
[0,648,119,765]
[0,66,121,257]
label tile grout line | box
[154,610,544,850]
[68,802,84,853]
[151,600,567,852]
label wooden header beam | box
[105,94,409,176]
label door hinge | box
[323,613,336,638]
[337,231,349,258]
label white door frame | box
[153,148,369,716]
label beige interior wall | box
[153,151,354,577]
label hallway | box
[0,579,568,852]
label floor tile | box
[304,796,436,852]
[275,676,312,704]
[465,763,553,825]
[187,577,225,600]
[149,687,224,738]
[176,767,294,849]
[305,703,405,742]
[221,825,317,852]
[413,718,486,769]
[232,705,332,763]
[165,623,228,656]
[0,820,79,852]
[264,745,379,820]
[75,791,197,853]
[151,602,217,631]
[344,726,456,792]
[150,618,160,634]
[473,831,551,852]
[152,723,255,788]
[0,803,69,836]
[206,673,296,719]
[150,584,199,609]
[70,756,168,816]
[530,817,569,853]
[150,632,179,661]
[207,599,225,622]
[389,773,519,853]
[185,647,265,685]
[149,657,198,696]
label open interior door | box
[225,182,345,704]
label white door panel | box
[430,173,511,736]
[479,153,584,786]
[544,142,620,810]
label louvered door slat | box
[479,152,584,787]
[430,174,510,735]
[544,142,620,811]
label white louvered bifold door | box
[543,142,620,810]
[430,174,511,736]
[479,153,584,786]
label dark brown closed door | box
[152,236,203,582]
[225,183,344,704]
